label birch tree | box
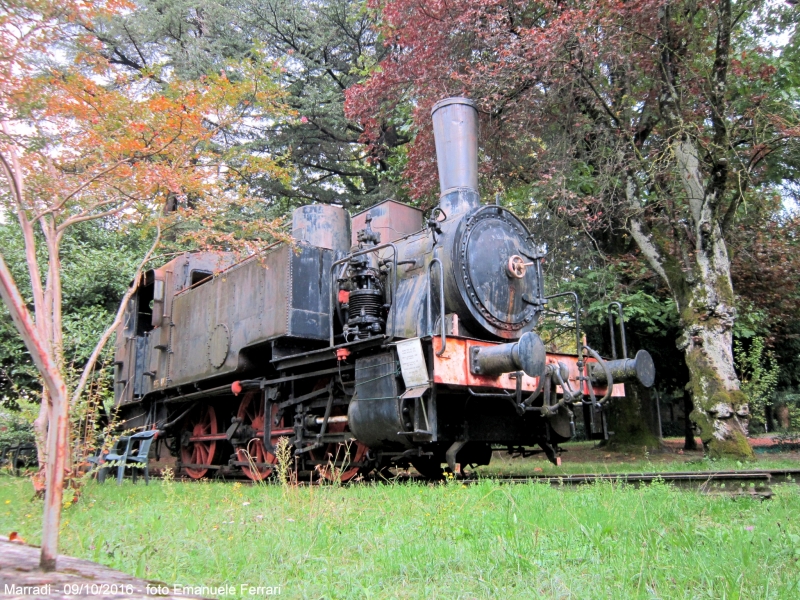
[0,0,289,570]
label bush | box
[773,390,800,432]
[735,337,779,430]
[0,406,35,455]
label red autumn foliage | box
[346,0,794,210]
[731,214,800,340]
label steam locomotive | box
[113,97,655,481]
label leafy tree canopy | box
[89,0,407,209]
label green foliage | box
[0,312,38,407]
[735,337,780,430]
[732,303,769,341]
[0,403,36,450]
[585,289,678,337]
[94,0,402,210]
[0,221,154,406]
[541,261,679,352]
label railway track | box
[179,467,800,499]
[460,469,800,499]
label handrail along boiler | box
[112,97,656,480]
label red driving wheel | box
[181,405,219,479]
[235,391,284,481]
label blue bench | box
[89,430,158,484]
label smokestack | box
[431,97,480,217]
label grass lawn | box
[1,473,799,599]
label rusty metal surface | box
[207,324,230,368]
[348,352,410,449]
[461,209,541,330]
[434,335,541,391]
[113,252,236,406]
[380,204,545,342]
[431,97,479,212]
[388,271,429,339]
[453,207,543,339]
[590,349,656,388]
[433,336,625,396]
[292,204,351,253]
[470,331,546,377]
[168,247,289,387]
[128,243,335,393]
[381,228,434,339]
[351,200,423,246]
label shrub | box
[735,337,779,431]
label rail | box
[169,466,800,498]
[457,469,800,499]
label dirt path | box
[0,537,209,599]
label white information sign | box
[395,338,429,389]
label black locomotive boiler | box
[112,97,656,481]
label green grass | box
[2,475,800,599]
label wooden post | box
[0,255,69,571]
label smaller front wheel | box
[307,409,370,482]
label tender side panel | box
[114,337,136,406]
[167,245,291,387]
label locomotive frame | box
[111,97,655,481]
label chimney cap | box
[431,97,476,115]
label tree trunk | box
[679,280,753,458]
[639,3,753,458]
[627,136,754,459]
[33,395,49,469]
[629,219,753,457]
[606,384,661,450]
[0,255,69,572]
[683,389,698,451]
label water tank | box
[292,204,351,253]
